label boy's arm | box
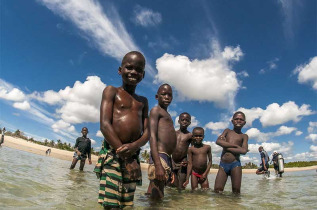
[202,146,212,179]
[74,138,80,155]
[88,140,92,164]
[216,129,238,148]
[117,97,150,156]
[149,107,165,181]
[183,147,193,187]
[100,86,123,150]
[226,134,249,155]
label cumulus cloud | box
[52,120,75,133]
[286,151,317,161]
[259,58,279,74]
[0,79,26,101]
[13,101,31,110]
[246,126,298,142]
[293,56,317,90]
[133,5,162,27]
[237,107,264,127]
[204,141,222,153]
[310,145,317,152]
[248,141,294,154]
[260,101,314,127]
[308,121,317,133]
[204,121,229,135]
[96,130,103,138]
[295,131,303,136]
[306,134,317,144]
[155,41,243,108]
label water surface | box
[1,147,316,209]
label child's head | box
[258,146,263,152]
[156,84,173,109]
[192,127,204,145]
[178,112,191,129]
[81,127,88,136]
[231,111,246,129]
[118,51,146,86]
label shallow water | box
[0,147,316,209]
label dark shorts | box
[258,163,269,172]
[274,164,279,171]
[220,160,241,175]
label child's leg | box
[214,168,228,193]
[201,177,209,189]
[178,171,187,190]
[191,174,199,190]
[230,166,242,194]
[79,159,86,171]
[150,180,165,199]
[70,158,78,169]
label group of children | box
[91,51,249,209]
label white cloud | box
[248,141,294,154]
[13,101,31,110]
[90,138,96,145]
[155,40,242,108]
[308,121,317,133]
[168,110,177,118]
[204,121,229,135]
[246,126,298,142]
[237,71,249,78]
[293,56,317,90]
[295,131,303,136]
[133,5,162,27]
[259,58,279,74]
[306,134,317,144]
[52,120,75,133]
[310,145,317,152]
[0,83,26,101]
[31,90,62,105]
[286,151,317,161]
[204,141,222,153]
[96,130,103,138]
[260,101,314,127]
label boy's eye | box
[234,118,245,121]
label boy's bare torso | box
[172,131,191,162]
[155,106,177,155]
[221,129,246,163]
[190,145,210,174]
[111,87,147,144]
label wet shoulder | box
[103,85,118,97]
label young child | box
[172,112,192,190]
[214,111,248,194]
[147,84,177,199]
[94,51,149,209]
[183,127,212,190]
[70,127,92,171]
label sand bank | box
[2,135,317,173]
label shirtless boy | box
[94,51,149,209]
[214,111,248,194]
[183,127,212,190]
[172,112,192,190]
[147,84,177,199]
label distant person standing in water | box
[0,127,5,146]
[70,127,92,171]
[256,146,270,176]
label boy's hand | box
[201,173,207,181]
[183,180,189,187]
[116,143,138,158]
[125,159,141,181]
[155,164,165,181]
[181,161,188,167]
[76,151,81,156]
[89,159,92,165]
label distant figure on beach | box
[171,112,192,190]
[214,111,248,194]
[183,127,212,190]
[93,51,149,209]
[0,127,5,146]
[46,148,51,156]
[70,127,92,171]
[147,84,177,199]
[256,146,270,176]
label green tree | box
[141,150,150,163]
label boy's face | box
[81,128,88,136]
[156,85,173,108]
[178,114,191,129]
[192,129,204,145]
[231,113,246,129]
[119,54,145,86]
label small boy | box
[147,84,177,199]
[172,112,192,190]
[214,111,248,194]
[94,51,149,209]
[70,127,92,170]
[183,127,212,190]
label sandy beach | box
[2,135,317,173]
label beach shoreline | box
[2,135,317,173]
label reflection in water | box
[0,146,317,209]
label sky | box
[1,0,316,164]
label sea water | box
[0,146,316,209]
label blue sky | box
[1,0,316,164]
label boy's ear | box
[118,66,122,75]
[155,94,158,100]
[142,71,145,79]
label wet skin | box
[184,129,212,190]
[147,84,177,199]
[214,113,248,194]
[100,52,149,180]
[171,114,192,189]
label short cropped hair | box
[157,83,172,93]
[121,51,145,66]
[180,112,191,118]
[233,111,246,120]
[193,127,204,133]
